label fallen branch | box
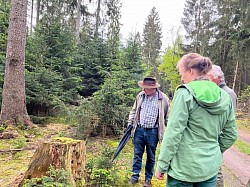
[0,149,23,153]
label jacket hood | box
[179,80,231,115]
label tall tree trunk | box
[75,0,82,43]
[195,0,202,53]
[30,0,34,34]
[94,0,101,37]
[0,0,32,126]
[36,0,40,24]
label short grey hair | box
[209,65,226,85]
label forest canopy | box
[0,0,250,131]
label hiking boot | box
[143,179,152,187]
[129,179,138,185]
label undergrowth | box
[23,166,72,186]
[0,116,249,186]
[84,137,166,187]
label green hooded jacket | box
[156,80,237,182]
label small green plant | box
[57,130,65,137]
[23,166,72,186]
[85,143,124,186]
[24,127,43,137]
[13,151,23,159]
[91,169,113,187]
[96,145,114,170]
[13,137,26,149]
[0,125,5,133]
[86,158,94,173]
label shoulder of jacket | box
[158,90,170,102]
[174,86,194,101]
[136,91,145,98]
[159,90,167,97]
[176,84,192,94]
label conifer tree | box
[181,0,216,54]
[93,34,144,136]
[142,7,162,75]
[0,0,10,103]
[0,0,32,126]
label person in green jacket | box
[155,53,238,187]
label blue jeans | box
[167,175,217,187]
[131,127,158,181]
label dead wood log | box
[19,137,85,187]
[0,149,23,153]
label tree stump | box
[19,137,85,186]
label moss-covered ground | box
[0,123,69,186]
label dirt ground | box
[223,128,250,187]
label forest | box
[0,0,250,186]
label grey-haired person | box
[127,76,170,187]
[207,65,237,187]
[207,65,237,110]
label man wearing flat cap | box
[127,76,170,187]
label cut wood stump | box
[19,137,85,186]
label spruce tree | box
[0,0,31,126]
[142,7,162,76]
[181,0,217,54]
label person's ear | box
[190,68,194,75]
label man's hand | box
[155,170,165,180]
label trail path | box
[223,128,250,187]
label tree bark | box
[19,138,86,186]
[36,0,40,24]
[94,0,101,37]
[30,0,34,34]
[0,0,32,126]
[75,0,82,42]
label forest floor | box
[0,118,250,187]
